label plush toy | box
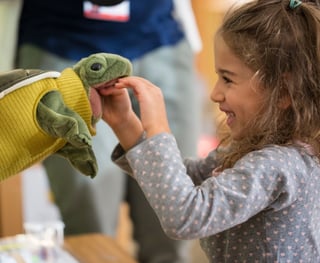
[0,53,132,181]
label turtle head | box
[73,53,132,125]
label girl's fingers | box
[115,77,163,101]
[116,76,151,86]
[98,84,124,96]
[115,76,155,91]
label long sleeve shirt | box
[112,133,320,262]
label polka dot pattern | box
[113,133,320,262]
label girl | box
[100,0,320,261]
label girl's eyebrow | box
[216,68,236,76]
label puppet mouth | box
[92,78,121,91]
[90,87,102,124]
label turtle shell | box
[0,69,61,99]
[0,69,46,93]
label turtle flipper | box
[37,90,92,147]
[56,143,98,178]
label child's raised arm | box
[115,76,171,138]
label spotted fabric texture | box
[112,133,320,262]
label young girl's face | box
[211,34,266,140]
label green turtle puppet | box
[0,53,132,181]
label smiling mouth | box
[223,110,236,126]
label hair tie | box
[289,0,302,9]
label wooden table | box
[64,233,137,263]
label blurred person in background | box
[15,0,201,262]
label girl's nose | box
[210,83,224,103]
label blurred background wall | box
[0,0,21,71]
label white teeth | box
[226,112,235,117]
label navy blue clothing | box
[18,0,184,60]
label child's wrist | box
[113,117,144,151]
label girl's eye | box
[222,76,232,84]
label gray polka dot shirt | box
[112,133,320,262]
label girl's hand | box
[99,83,143,150]
[99,83,132,128]
[115,76,171,138]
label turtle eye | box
[90,62,102,71]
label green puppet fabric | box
[0,53,132,181]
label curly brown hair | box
[215,0,320,169]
